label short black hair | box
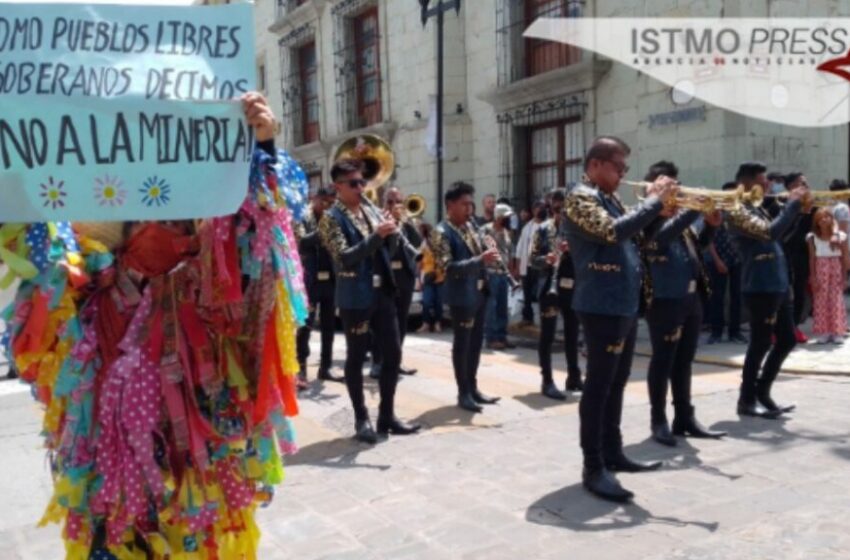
[496,196,511,205]
[315,184,336,197]
[735,161,767,183]
[549,187,566,202]
[331,159,364,182]
[767,172,784,182]
[829,178,849,192]
[721,181,738,191]
[445,181,475,204]
[784,172,805,188]
[644,161,679,182]
[583,136,631,171]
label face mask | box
[770,182,785,194]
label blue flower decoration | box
[139,176,171,207]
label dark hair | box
[583,136,631,171]
[829,178,848,192]
[721,181,738,191]
[444,181,475,204]
[496,196,511,205]
[549,187,566,202]
[767,172,784,182]
[784,172,805,188]
[315,184,336,197]
[644,161,679,182]
[735,161,767,182]
[330,159,364,182]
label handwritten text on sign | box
[0,3,257,222]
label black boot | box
[672,405,726,438]
[756,382,796,414]
[377,415,422,435]
[651,419,677,447]
[737,400,782,419]
[458,393,483,413]
[605,451,662,473]
[566,373,584,392]
[471,379,500,404]
[354,418,379,444]
[582,468,633,503]
[542,379,567,401]
[317,366,344,383]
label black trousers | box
[538,287,581,385]
[788,253,810,326]
[577,312,638,471]
[708,263,743,338]
[296,286,335,372]
[740,291,796,404]
[521,269,539,322]
[372,279,413,368]
[450,297,488,396]
[645,295,702,423]
[339,290,401,421]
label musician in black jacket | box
[370,187,422,379]
[296,185,344,386]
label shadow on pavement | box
[298,380,344,404]
[513,391,579,411]
[632,438,742,481]
[712,415,850,447]
[286,436,391,471]
[526,484,720,533]
[410,405,502,431]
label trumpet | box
[624,181,764,212]
[769,188,850,209]
[404,194,426,220]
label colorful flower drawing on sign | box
[94,175,127,207]
[40,177,67,210]
[140,176,171,207]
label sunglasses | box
[343,179,367,189]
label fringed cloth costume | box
[0,145,308,559]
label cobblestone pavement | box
[1,330,849,559]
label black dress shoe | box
[400,365,418,376]
[737,401,782,419]
[377,416,422,435]
[605,453,662,473]
[354,419,379,444]
[458,393,483,413]
[672,407,726,438]
[472,390,501,405]
[757,394,796,414]
[541,381,567,401]
[317,368,344,383]
[582,468,634,503]
[566,377,584,392]
[651,421,678,447]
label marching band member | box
[433,181,502,413]
[296,185,344,387]
[563,136,676,503]
[532,188,583,400]
[641,161,726,446]
[318,159,421,443]
[726,162,807,418]
[370,187,422,378]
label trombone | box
[623,181,764,212]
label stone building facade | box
[254,0,850,221]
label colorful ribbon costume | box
[1,147,308,559]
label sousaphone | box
[333,134,395,204]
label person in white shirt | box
[516,200,546,325]
[807,207,849,344]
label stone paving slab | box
[1,332,849,559]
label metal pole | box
[436,1,444,221]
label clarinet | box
[471,220,520,291]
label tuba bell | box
[404,194,426,219]
[333,134,395,197]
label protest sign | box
[0,2,256,222]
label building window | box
[258,62,266,91]
[526,118,583,201]
[299,42,320,144]
[496,0,584,86]
[333,2,383,133]
[354,8,382,127]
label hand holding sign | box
[242,92,275,144]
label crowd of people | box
[295,135,850,504]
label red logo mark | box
[714,57,726,66]
[817,50,850,82]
